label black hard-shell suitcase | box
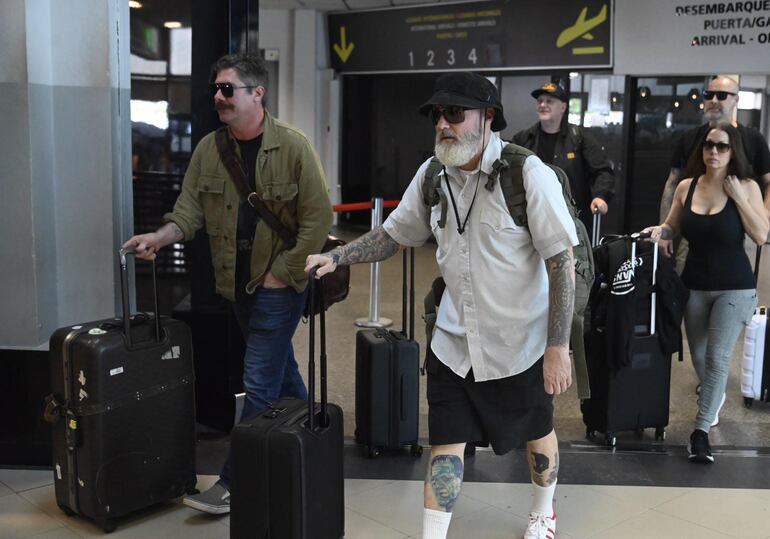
[45,249,197,533]
[581,234,671,447]
[230,270,344,539]
[355,248,422,458]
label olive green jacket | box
[164,111,333,301]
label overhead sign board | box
[615,0,770,74]
[328,0,612,74]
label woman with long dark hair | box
[646,122,769,463]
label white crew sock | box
[530,479,557,515]
[422,507,452,539]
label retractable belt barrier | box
[334,197,400,328]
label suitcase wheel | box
[410,444,423,457]
[605,434,616,447]
[744,397,754,409]
[57,503,76,517]
[654,427,666,441]
[99,518,116,534]
[585,428,596,440]
[365,446,381,458]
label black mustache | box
[214,103,234,111]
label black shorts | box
[425,349,554,455]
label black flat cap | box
[418,72,507,131]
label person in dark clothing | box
[513,82,615,235]
[645,123,768,464]
[658,75,770,260]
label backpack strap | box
[492,143,534,227]
[422,157,448,228]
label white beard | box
[434,127,483,168]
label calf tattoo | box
[331,225,400,265]
[427,455,464,512]
[546,248,575,348]
[529,451,559,487]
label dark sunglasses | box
[702,90,736,101]
[209,82,256,98]
[430,106,470,125]
[703,140,731,153]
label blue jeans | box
[219,285,309,489]
[684,288,757,433]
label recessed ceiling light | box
[128,1,143,8]
[164,21,183,29]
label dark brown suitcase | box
[45,249,197,533]
[230,269,344,539]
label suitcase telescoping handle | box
[755,245,763,284]
[307,266,329,431]
[592,211,602,248]
[630,230,657,335]
[119,247,162,347]
[401,247,416,340]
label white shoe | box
[711,393,726,427]
[523,511,556,539]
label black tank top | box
[680,176,755,291]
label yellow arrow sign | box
[333,26,354,63]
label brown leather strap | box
[214,127,297,248]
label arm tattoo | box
[546,248,574,348]
[529,451,559,487]
[659,170,680,221]
[170,223,184,241]
[426,455,464,512]
[330,225,400,266]
[660,224,674,240]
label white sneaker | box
[711,393,726,427]
[183,483,231,514]
[523,511,556,539]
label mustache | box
[214,102,234,111]
[436,129,457,141]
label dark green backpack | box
[421,143,594,398]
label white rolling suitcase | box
[741,246,769,408]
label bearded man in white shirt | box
[306,72,578,539]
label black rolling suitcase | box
[230,270,344,539]
[44,249,197,533]
[355,248,422,458]
[581,233,671,447]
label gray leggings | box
[684,289,757,432]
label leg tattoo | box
[529,451,558,487]
[426,455,464,512]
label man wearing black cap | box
[306,72,578,539]
[513,81,615,236]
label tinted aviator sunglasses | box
[703,140,731,153]
[702,90,736,101]
[430,105,470,125]
[209,82,256,98]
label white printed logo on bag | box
[611,256,643,296]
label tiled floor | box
[2,467,770,539]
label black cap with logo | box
[418,72,507,131]
[531,82,569,102]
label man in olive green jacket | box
[123,54,332,514]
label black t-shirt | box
[536,130,559,165]
[671,123,770,185]
[235,135,263,300]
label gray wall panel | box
[0,82,37,344]
[52,86,116,327]
[0,0,26,84]
[28,82,58,343]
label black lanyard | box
[443,165,483,235]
